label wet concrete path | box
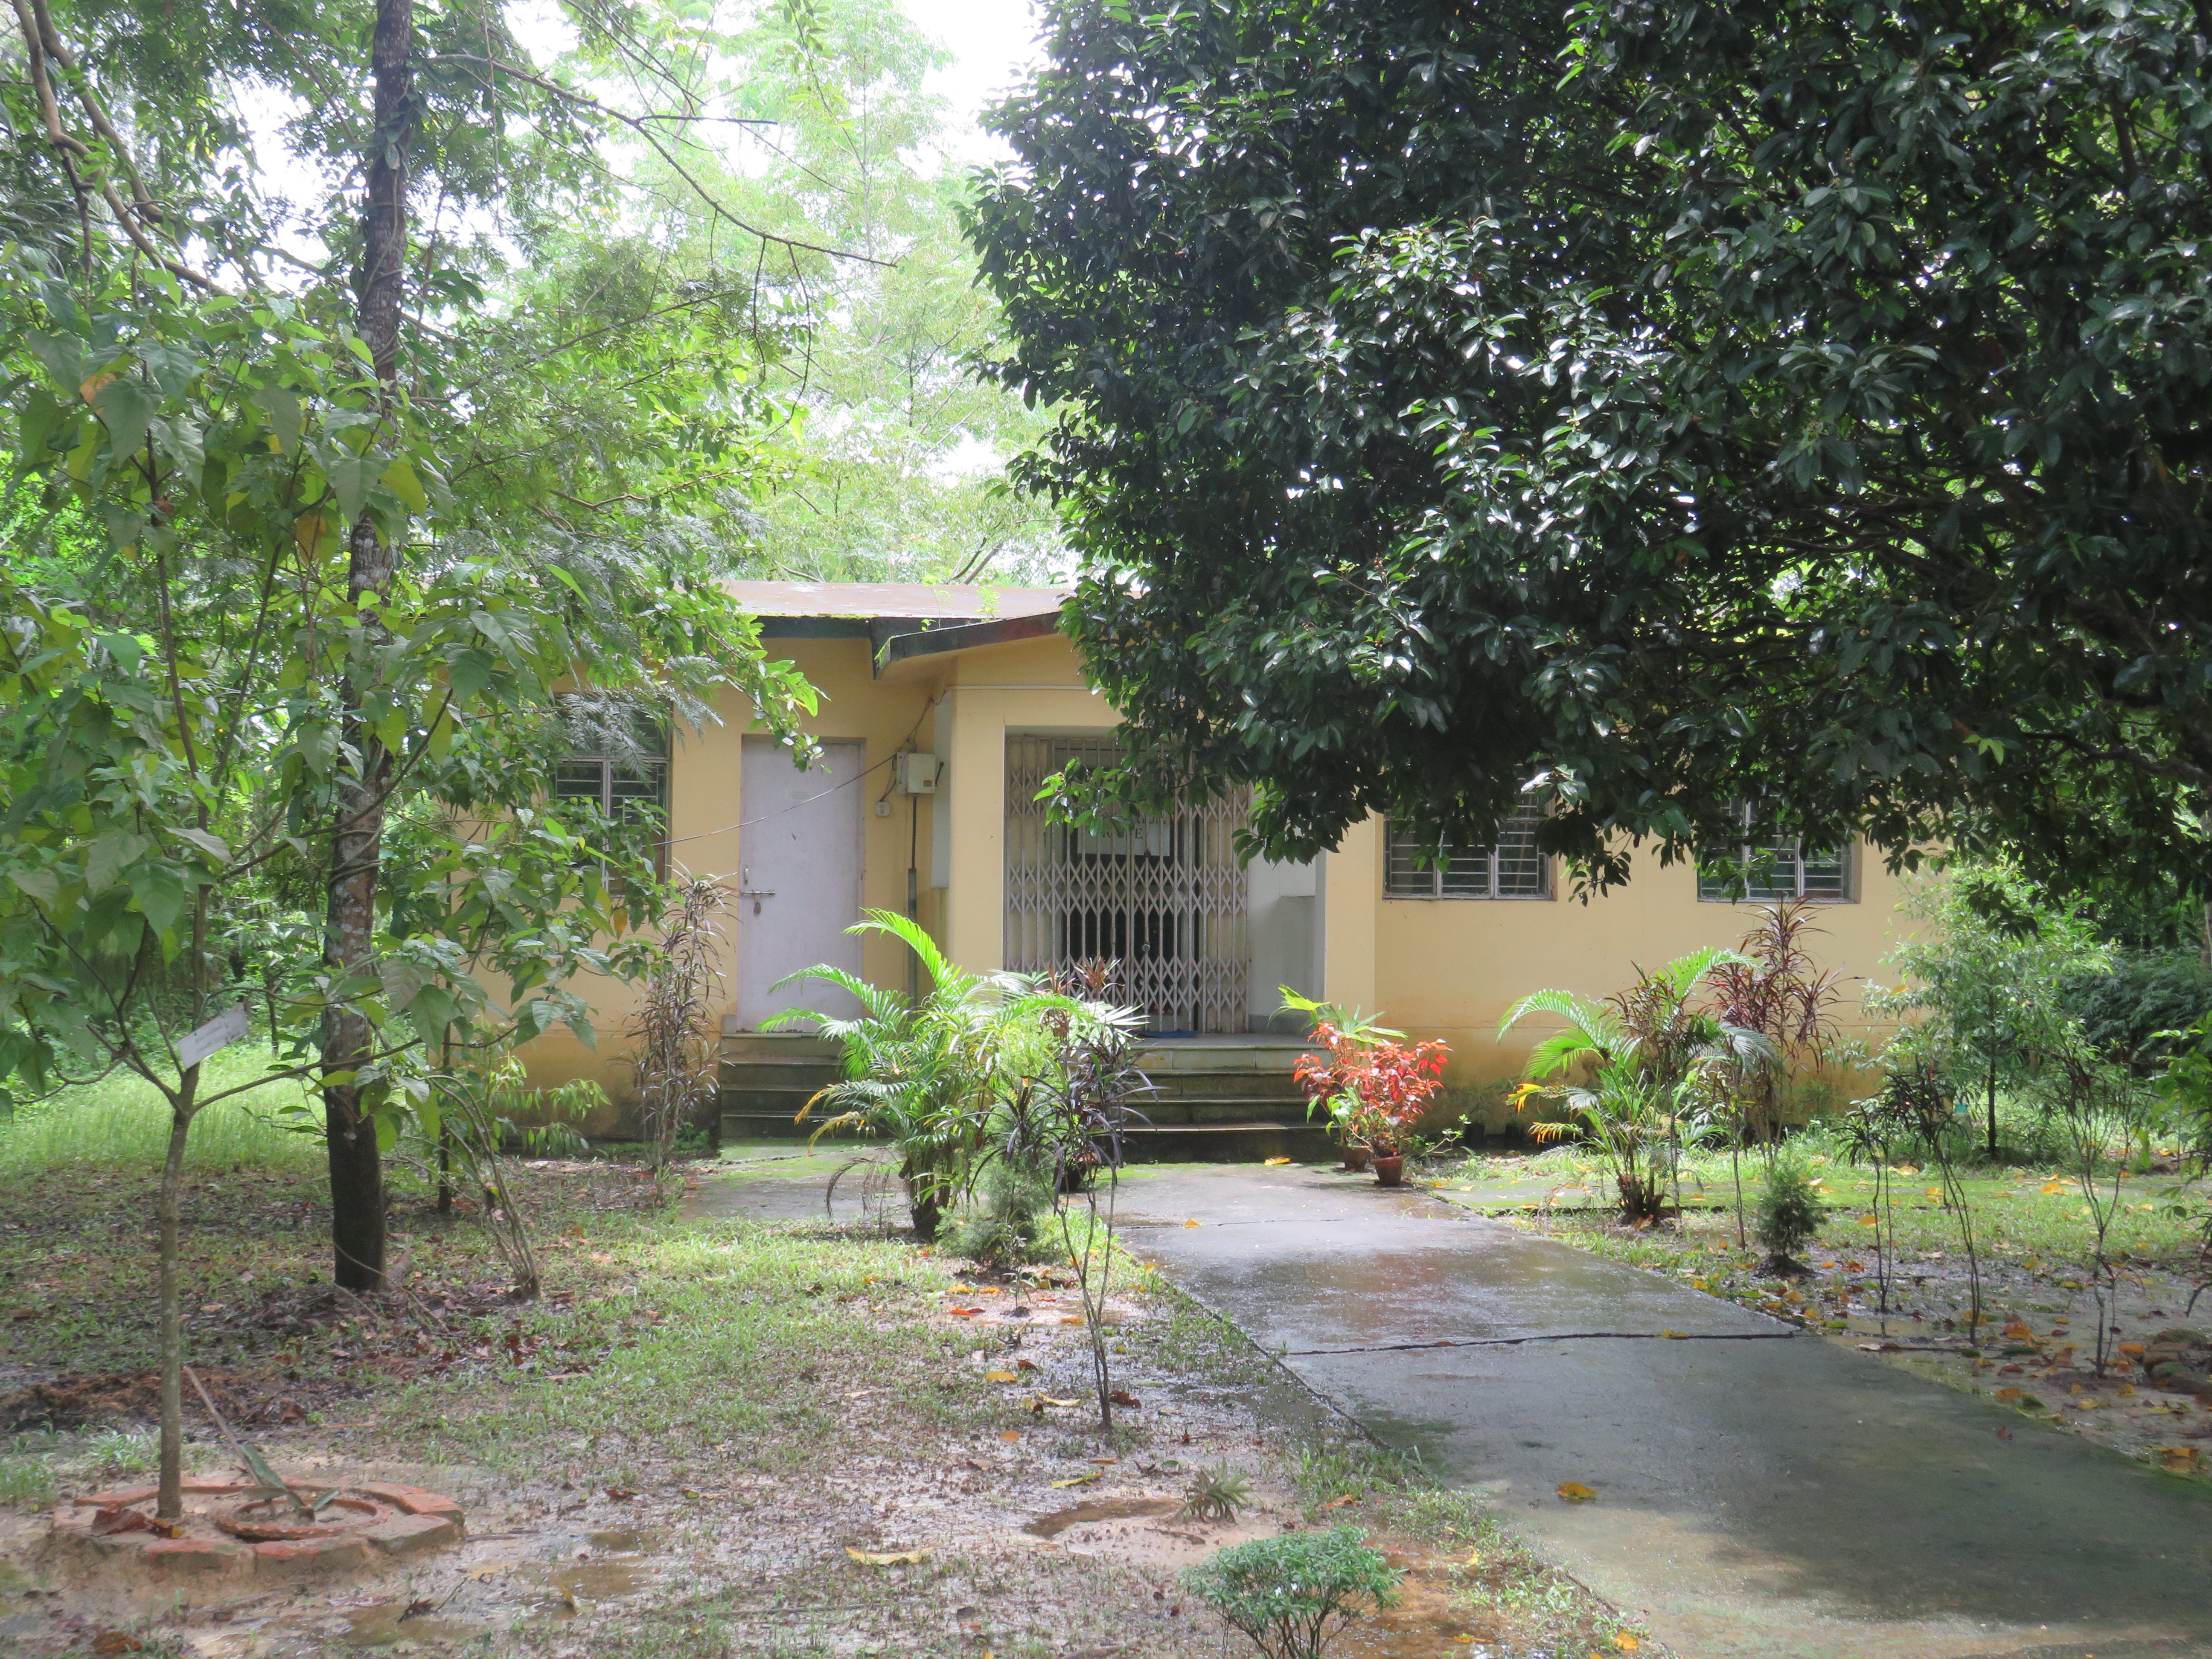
[1119,1164,2212,1659]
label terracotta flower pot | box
[1342,1143,1371,1173]
[1371,1154,1405,1187]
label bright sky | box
[899,0,1048,166]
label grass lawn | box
[1429,1144,2212,1479]
[0,1083,1650,1659]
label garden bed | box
[1434,1147,2212,1480]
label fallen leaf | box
[1857,1215,1878,1227]
[1996,1428,2013,1440]
[1016,1358,1039,1371]
[1050,1473,1103,1488]
[1557,1481,1596,1503]
[2119,1342,2147,1357]
[2040,1182,2070,1196]
[1845,1260,1864,1272]
[90,1507,182,1540]
[1924,1187,1945,1201]
[1109,1389,1141,1407]
[1658,1329,1688,1339]
[949,1307,984,1317]
[1061,1314,1086,1326]
[2159,1447,2201,1470]
[846,1548,928,1566]
[1615,1636,1642,1652]
[2022,1257,2043,1270]
[1994,1387,2024,1402]
[2003,1320,2035,1340]
[91,1634,144,1655]
[1033,1394,1081,1408]
[605,1487,637,1500]
[999,1430,1022,1444]
[1088,1456,1117,1465]
[1263,1156,1293,1166]
[985,1370,1020,1383]
[1183,1220,1201,1228]
[1324,1494,1361,1509]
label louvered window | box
[1383,806,1551,899]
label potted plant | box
[1284,990,1451,1186]
[1308,1089,1368,1169]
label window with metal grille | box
[1696,810,1852,902]
[553,731,669,873]
[1383,806,1551,899]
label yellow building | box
[529,582,1910,1151]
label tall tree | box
[322,0,418,1289]
[968,0,2212,894]
[0,0,830,1380]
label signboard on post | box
[178,1004,252,1071]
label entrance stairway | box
[718,1028,1327,1162]
[718,1030,847,1141]
[1124,1035,1327,1163]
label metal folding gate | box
[1002,736,1249,1033]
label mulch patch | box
[0,1365,316,1432]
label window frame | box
[1694,808,1855,904]
[1382,806,1553,901]
[552,735,671,877]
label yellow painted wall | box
[519,629,1113,1125]
[1365,833,1919,1123]
[521,622,1926,1137]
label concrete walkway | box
[1118,1165,2212,1659]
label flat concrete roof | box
[725,581,1067,621]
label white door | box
[735,737,864,1028]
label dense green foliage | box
[971,0,2212,897]
[2060,952,2212,1073]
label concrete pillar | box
[940,687,1007,972]
[1321,813,1379,1013]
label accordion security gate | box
[1003,736,1249,1033]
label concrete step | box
[1136,1097,1322,1128]
[1135,1040,1311,1074]
[1120,1121,1333,1164]
[721,1071,840,1097]
[722,1111,877,1141]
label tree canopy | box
[969,0,2212,895]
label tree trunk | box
[320,0,415,1293]
[1985,1061,1998,1160]
[156,1089,195,1519]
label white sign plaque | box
[178,1003,251,1070]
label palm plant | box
[769,909,1046,1239]
[1500,949,1764,1223]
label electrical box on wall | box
[895,752,940,795]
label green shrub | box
[1755,1149,1824,1272]
[1182,1527,1402,1659]
[947,1159,1055,1266]
[2060,952,2212,1074]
